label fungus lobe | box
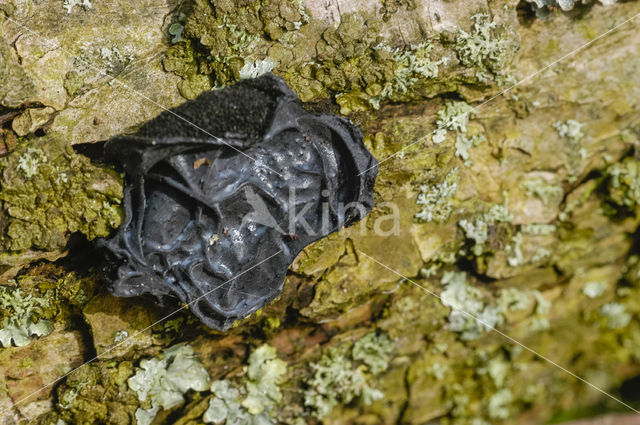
[97,74,378,330]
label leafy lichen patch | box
[203,344,287,424]
[0,286,53,347]
[415,168,460,223]
[128,344,211,425]
[304,332,393,419]
[455,13,508,82]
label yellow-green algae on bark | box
[0,136,123,253]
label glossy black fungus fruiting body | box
[96,74,378,330]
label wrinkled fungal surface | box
[96,74,377,330]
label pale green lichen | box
[428,362,449,380]
[458,218,489,256]
[128,344,210,425]
[62,0,92,14]
[439,272,552,340]
[521,223,556,235]
[458,196,512,256]
[203,344,287,425]
[455,133,486,164]
[58,381,87,410]
[169,22,185,44]
[369,41,448,109]
[553,119,587,182]
[455,13,507,79]
[98,46,134,72]
[506,232,524,267]
[529,291,551,331]
[0,286,53,347]
[352,332,394,374]
[113,329,129,343]
[554,119,585,142]
[435,101,475,137]
[242,344,287,415]
[488,389,513,419]
[204,381,250,424]
[600,302,632,329]
[238,57,277,80]
[583,281,607,298]
[305,333,392,419]
[431,100,487,165]
[16,146,46,178]
[415,168,460,223]
[440,271,503,340]
[532,247,552,262]
[520,178,563,206]
[485,196,514,223]
[498,288,534,313]
[525,0,617,14]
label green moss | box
[0,137,123,252]
[63,71,85,96]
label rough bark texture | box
[1,1,640,425]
